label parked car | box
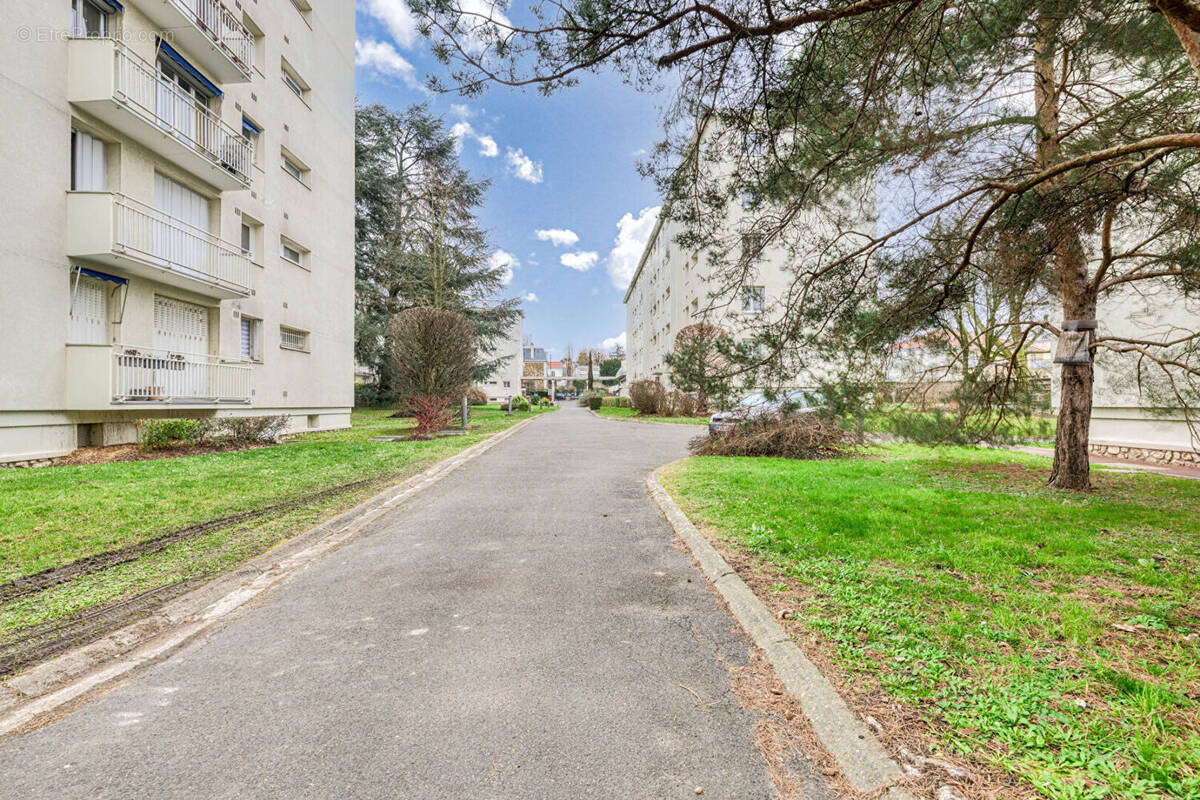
[708,390,821,436]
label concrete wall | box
[478,318,524,403]
[0,0,355,462]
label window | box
[280,326,309,352]
[243,14,265,69]
[289,0,313,23]
[72,0,110,37]
[70,129,106,191]
[280,238,306,267]
[241,117,261,167]
[240,316,262,361]
[503,380,511,388]
[281,149,309,185]
[282,154,303,181]
[740,233,763,262]
[281,59,309,101]
[740,188,755,209]
[69,274,109,344]
[741,286,765,314]
[240,217,261,262]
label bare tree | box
[389,306,477,401]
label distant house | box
[521,344,549,394]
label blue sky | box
[354,1,667,357]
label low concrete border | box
[648,463,913,799]
[587,408,708,428]
[0,415,540,738]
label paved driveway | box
[0,406,826,799]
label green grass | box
[0,405,551,637]
[593,405,709,425]
[662,445,1200,799]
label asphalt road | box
[0,406,829,799]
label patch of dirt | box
[0,578,204,677]
[53,441,268,467]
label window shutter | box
[69,276,108,344]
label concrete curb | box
[0,415,540,738]
[647,463,914,799]
[587,408,708,428]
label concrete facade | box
[478,319,524,403]
[0,0,355,463]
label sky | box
[353,0,668,357]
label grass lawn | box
[593,405,709,425]
[0,405,551,649]
[662,445,1200,799]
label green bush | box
[219,415,290,445]
[136,418,214,450]
[588,396,603,410]
[511,395,531,411]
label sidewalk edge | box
[648,462,913,799]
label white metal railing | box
[108,40,252,185]
[111,194,251,293]
[170,0,254,76]
[112,345,251,403]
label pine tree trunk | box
[1049,361,1094,489]
[1035,7,1096,491]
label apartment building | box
[0,0,355,463]
[625,201,863,391]
[478,319,523,403]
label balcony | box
[67,192,252,299]
[133,0,253,83]
[66,344,252,409]
[68,38,251,191]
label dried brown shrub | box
[629,379,667,414]
[690,415,857,459]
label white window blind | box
[154,295,208,354]
[280,241,303,265]
[741,286,765,314]
[240,317,260,360]
[69,276,108,344]
[71,130,106,191]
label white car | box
[708,390,821,436]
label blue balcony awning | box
[97,0,123,11]
[74,266,127,285]
[157,38,223,98]
[242,118,262,135]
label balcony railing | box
[169,0,253,79]
[112,194,252,294]
[110,41,251,185]
[112,345,251,404]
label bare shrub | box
[219,415,289,444]
[466,386,489,405]
[410,394,453,438]
[389,307,476,402]
[664,390,701,417]
[690,416,857,459]
[629,379,666,415]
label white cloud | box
[602,332,627,351]
[361,0,419,49]
[607,206,661,290]
[506,147,543,184]
[477,135,499,157]
[522,292,539,303]
[535,228,579,247]
[456,0,513,54]
[448,122,499,158]
[354,39,420,89]
[450,103,474,119]
[560,251,599,271]
[488,249,518,285]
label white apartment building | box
[0,0,355,463]
[625,203,864,391]
[478,319,523,403]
